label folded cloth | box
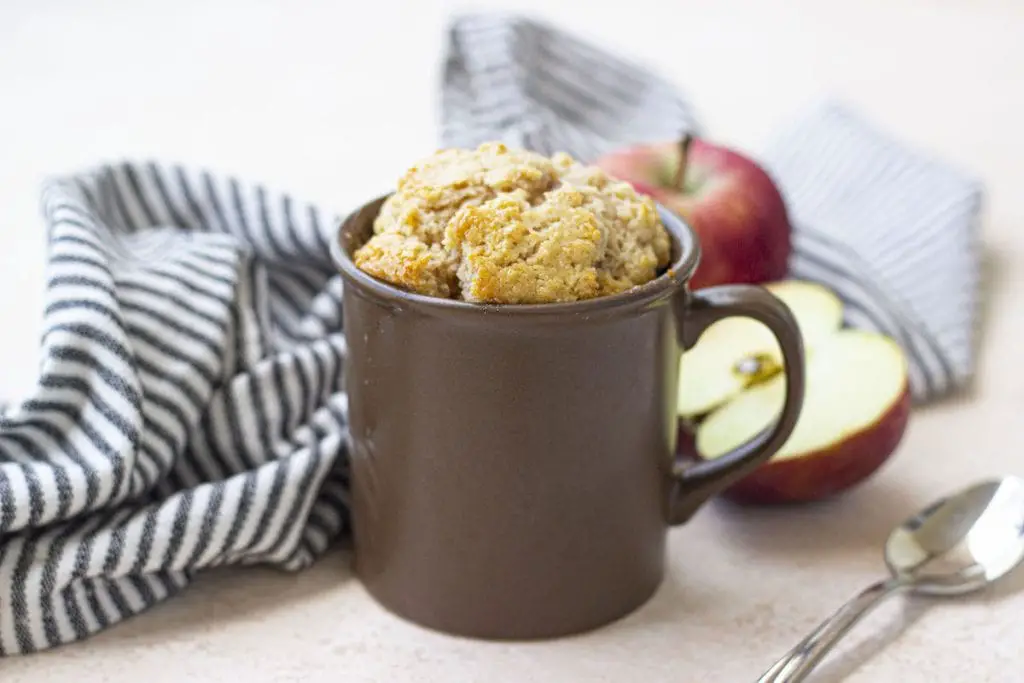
[442,13,985,401]
[0,164,350,654]
[0,12,986,656]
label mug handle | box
[667,284,806,524]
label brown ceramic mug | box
[332,195,805,640]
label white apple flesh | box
[695,329,911,504]
[678,280,844,418]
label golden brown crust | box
[351,233,455,299]
[353,142,670,304]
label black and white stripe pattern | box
[442,13,984,402]
[442,13,700,161]
[0,163,349,654]
[762,103,983,399]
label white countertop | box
[2,0,1023,680]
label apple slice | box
[678,280,843,418]
[695,329,910,504]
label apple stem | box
[672,133,693,191]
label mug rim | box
[331,193,702,317]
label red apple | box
[694,329,911,504]
[595,136,792,290]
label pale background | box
[1,0,1023,680]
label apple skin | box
[692,384,911,505]
[595,138,792,290]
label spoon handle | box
[756,577,908,683]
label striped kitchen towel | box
[0,164,350,654]
[442,13,985,400]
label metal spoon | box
[757,476,1024,682]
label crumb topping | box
[353,142,671,304]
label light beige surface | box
[1,0,1023,680]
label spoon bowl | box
[885,477,1024,595]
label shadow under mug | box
[332,195,805,640]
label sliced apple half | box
[695,329,911,504]
[678,280,844,418]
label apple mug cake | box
[353,142,672,304]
